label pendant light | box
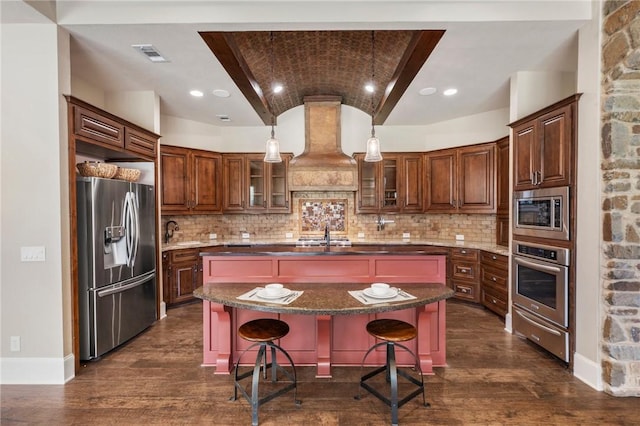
[364,30,383,162]
[264,31,282,163]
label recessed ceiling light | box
[419,87,437,96]
[190,90,204,97]
[212,89,230,98]
[365,83,375,93]
[443,88,458,96]
[273,84,283,94]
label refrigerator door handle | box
[130,191,140,267]
[97,271,155,297]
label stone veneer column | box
[601,0,640,397]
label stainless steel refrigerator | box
[77,177,157,360]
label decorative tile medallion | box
[299,199,347,234]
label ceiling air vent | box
[131,44,169,63]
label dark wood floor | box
[2,300,637,425]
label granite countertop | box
[163,237,510,256]
[193,282,455,315]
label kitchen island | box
[196,248,452,377]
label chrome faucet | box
[376,215,394,231]
[164,220,179,244]
[324,223,331,248]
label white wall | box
[160,103,509,154]
[509,71,577,121]
[0,22,73,384]
[105,91,160,133]
[573,0,603,391]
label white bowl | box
[264,283,284,296]
[370,283,390,296]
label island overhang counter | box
[195,249,452,377]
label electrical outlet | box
[241,232,250,239]
[285,232,293,239]
[20,246,46,262]
[357,232,365,239]
[456,234,465,241]
[209,233,217,240]
[10,336,20,352]
[402,232,410,239]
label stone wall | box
[601,0,640,397]
[163,191,496,244]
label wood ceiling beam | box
[375,30,446,125]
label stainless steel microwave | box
[513,186,569,241]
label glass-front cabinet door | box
[268,154,290,211]
[355,153,381,212]
[383,157,399,210]
[247,157,266,210]
[245,153,291,213]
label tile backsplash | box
[162,191,497,243]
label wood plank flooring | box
[2,300,637,425]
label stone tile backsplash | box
[162,191,497,243]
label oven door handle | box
[515,310,562,336]
[514,257,563,274]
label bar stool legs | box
[355,319,429,426]
[231,319,301,426]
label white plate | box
[257,288,292,300]
[363,287,399,299]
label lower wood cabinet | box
[480,251,508,318]
[162,248,202,307]
[450,247,480,302]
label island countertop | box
[194,282,454,316]
[164,239,508,256]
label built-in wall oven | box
[512,239,570,362]
[513,186,569,241]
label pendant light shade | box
[364,30,382,162]
[364,134,383,162]
[264,125,282,163]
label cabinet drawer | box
[481,288,508,316]
[452,261,478,281]
[170,248,200,263]
[74,106,124,148]
[480,251,508,269]
[480,266,507,290]
[451,247,479,261]
[125,128,157,158]
[452,280,477,301]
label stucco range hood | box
[288,96,358,192]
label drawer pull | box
[492,277,497,281]
[492,298,497,304]
[492,255,497,260]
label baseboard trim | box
[573,352,602,391]
[1,354,75,384]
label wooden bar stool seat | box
[355,319,428,426]
[232,318,300,426]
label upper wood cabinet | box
[510,94,580,192]
[496,137,510,215]
[425,143,496,214]
[354,153,423,214]
[66,95,159,160]
[223,153,292,213]
[160,145,222,214]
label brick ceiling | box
[200,30,444,125]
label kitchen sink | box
[296,237,351,247]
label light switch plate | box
[20,246,46,262]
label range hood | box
[288,96,358,191]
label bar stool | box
[231,318,300,426]
[355,318,428,426]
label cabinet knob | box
[461,250,467,254]
[492,298,497,304]
[492,255,497,260]
[492,276,497,281]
